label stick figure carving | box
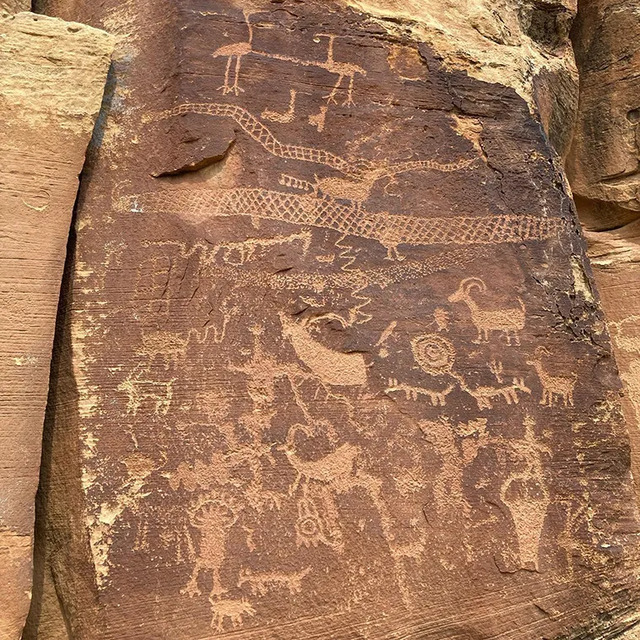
[212,10,255,95]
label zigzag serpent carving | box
[162,103,475,177]
[127,188,565,258]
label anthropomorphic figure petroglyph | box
[448,277,526,344]
[499,415,551,571]
[183,498,242,599]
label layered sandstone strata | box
[0,12,113,639]
[567,0,640,505]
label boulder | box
[0,11,113,639]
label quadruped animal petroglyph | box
[526,347,577,407]
[386,332,531,410]
[448,277,526,345]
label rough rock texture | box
[567,1,640,500]
[0,11,113,640]
[567,0,640,231]
[0,1,30,14]
[346,0,580,157]
[27,1,640,638]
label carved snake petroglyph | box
[126,187,565,259]
[160,103,476,178]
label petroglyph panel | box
[33,0,640,638]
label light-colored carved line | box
[162,103,356,175]
[127,188,565,252]
[161,103,476,180]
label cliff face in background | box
[0,1,638,639]
[567,1,640,517]
[0,11,113,640]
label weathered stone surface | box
[0,11,113,639]
[566,0,640,506]
[29,1,640,638]
[346,0,580,157]
[585,226,640,502]
[0,1,30,14]
[566,0,640,230]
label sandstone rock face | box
[567,0,640,230]
[567,1,640,502]
[0,12,113,640]
[29,1,640,638]
[0,1,30,14]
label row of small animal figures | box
[385,353,575,410]
[116,276,576,416]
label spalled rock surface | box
[30,1,640,638]
[0,11,113,640]
[567,0,640,504]
[345,0,580,157]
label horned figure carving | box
[448,277,526,345]
[183,498,241,599]
[526,346,576,407]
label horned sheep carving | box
[448,277,526,345]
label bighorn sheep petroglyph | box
[448,277,526,345]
